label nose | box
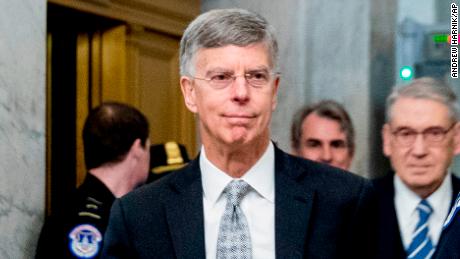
[411,133,428,157]
[230,75,250,104]
[320,145,333,163]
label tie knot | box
[417,199,433,219]
[224,180,251,206]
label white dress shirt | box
[394,173,452,249]
[201,143,275,259]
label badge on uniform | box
[68,224,102,258]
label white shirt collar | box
[427,173,452,212]
[394,172,453,247]
[394,175,422,220]
[393,173,452,223]
[200,142,275,205]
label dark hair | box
[291,100,355,156]
[83,102,149,170]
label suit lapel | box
[373,173,406,259]
[450,174,460,208]
[274,147,315,259]
[164,158,206,259]
[436,175,460,250]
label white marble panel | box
[0,1,46,258]
[307,0,372,176]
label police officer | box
[36,102,150,259]
[147,141,190,183]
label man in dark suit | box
[433,192,460,258]
[373,77,460,259]
[101,8,377,259]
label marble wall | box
[0,1,46,258]
[305,0,374,177]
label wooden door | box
[46,2,198,215]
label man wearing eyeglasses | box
[101,8,377,259]
[373,77,460,259]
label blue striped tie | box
[407,200,434,259]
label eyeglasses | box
[391,123,456,146]
[190,70,278,89]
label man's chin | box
[228,129,251,143]
[224,136,249,146]
[405,175,436,189]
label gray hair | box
[385,77,460,122]
[290,100,355,156]
[179,8,279,76]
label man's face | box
[383,97,460,195]
[180,43,279,149]
[295,113,352,170]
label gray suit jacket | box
[101,146,377,259]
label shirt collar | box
[427,172,452,213]
[201,142,275,205]
[394,172,452,216]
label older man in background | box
[373,77,460,259]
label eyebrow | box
[205,68,232,76]
[305,138,346,143]
[392,125,449,131]
[246,67,270,73]
[205,66,270,75]
[306,138,322,143]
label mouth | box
[408,164,431,168]
[407,164,432,173]
[222,114,256,124]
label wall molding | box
[48,0,200,36]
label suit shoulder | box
[452,173,460,187]
[283,153,372,198]
[371,173,394,192]
[296,155,369,186]
[120,163,193,206]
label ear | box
[128,138,150,163]
[271,76,280,111]
[129,139,143,159]
[180,76,198,113]
[452,122,460,155]
[382,124,392,157]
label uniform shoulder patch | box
[68,224,102,258]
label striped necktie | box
[406,199,434,259]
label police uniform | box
[147,141,190,183]
[36,173,115,259]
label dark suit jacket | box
[101,146,377,259]
[372,173,460,259]
[433,195,460,259]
